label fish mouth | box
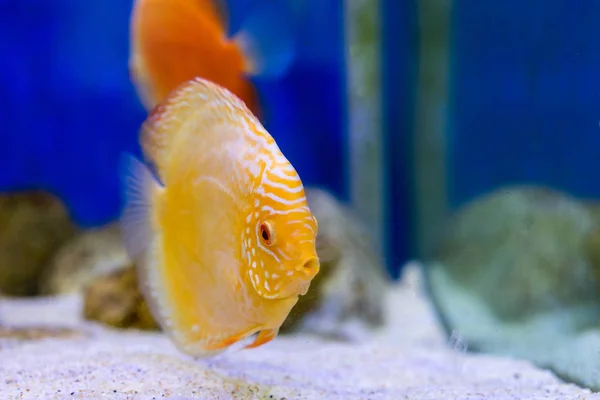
[263,256,318,299]
[289,257,319,297]
[296,256,320,280]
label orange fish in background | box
[120,77,320,357]
[129,0,296,117]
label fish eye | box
[259,221,275,246]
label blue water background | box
[449,1,600,207]
[0,0,347,233]
[5,1,595,277]
[384,1,600,274]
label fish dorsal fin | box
[200,0,229,32]
[140,77,261,183]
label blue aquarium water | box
[449,0,600,208]
[381,0,600,272]
[0,0,146,226]
[381,0,417,276]
[0,0,347,229]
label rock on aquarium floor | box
[0,264,595,400]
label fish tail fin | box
[129,0,227,110]
[119,152,174,333]
[119,153,164,262]
[232,6,296,80]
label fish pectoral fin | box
[232,5,295,79]
[243,328,279,350]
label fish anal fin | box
[201,327,259,352]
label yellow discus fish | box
[120,77,320,357]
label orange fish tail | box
[130,0,255,111]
